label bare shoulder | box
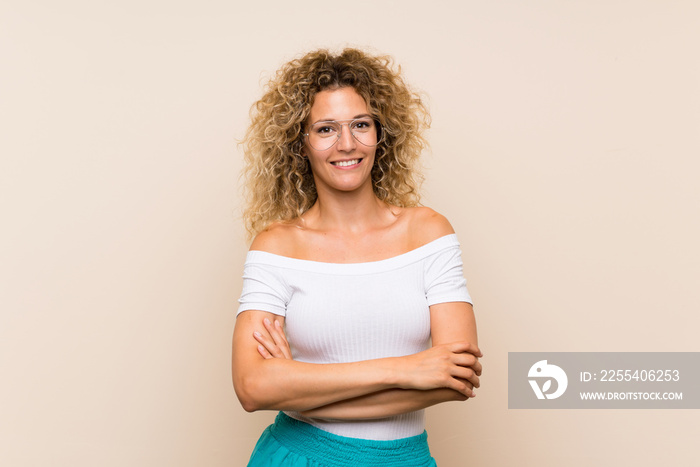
[249,221,301,256]
[403,206,455,246]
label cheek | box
[305,152,329,174]
[366,148,377,163]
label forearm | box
[234,354,401,413]
[234,310,480,414]
[300,387,469,420]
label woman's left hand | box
[253,318,292,360]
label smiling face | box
[304,87,378,196]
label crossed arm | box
[231,301,481,420]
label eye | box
[312,123,338,136]
[352,119,373,131]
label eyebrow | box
[310,113,373,125]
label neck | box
[304,183,394,234]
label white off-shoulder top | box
[237,233,472,440]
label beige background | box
[1,1,699,466]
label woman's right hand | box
[395,342,481,397]
[253,317,292,360]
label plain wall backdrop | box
[1,1,699,465]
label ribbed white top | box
[237,234,472,440]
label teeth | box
[333,159,360,167]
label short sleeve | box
[237,260,289,317]
[424,244,472,306]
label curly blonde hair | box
[241,48,430,239]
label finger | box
[472,359,482,376]
[452,353,482,376]
[274,320,293,359]
[466,343,482,358]
[253,331,285,359]
[455,354,482,376]
[449,388,469,402]
[262,319,284,350]
[264,318,285,346]
[264,318,291,359]
[447,341,483,358]
[257,344,273,359]
[463,381,476,398]
[461,379,475,394]
[453,366,480,388]
[447,377,476,398]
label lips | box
[331,158,362,167]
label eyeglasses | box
[304,117,381,151]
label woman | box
[233,48,482,466]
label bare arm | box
[232,309,477,413]
[298,388,468,420]
[299,301,481,420]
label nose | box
[335,122,357,152]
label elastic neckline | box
[245,233,459,275]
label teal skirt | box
[247,412,437,467]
